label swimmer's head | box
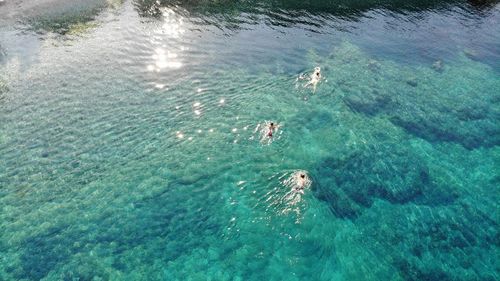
[300,174,305,178]
[270,122,274,126]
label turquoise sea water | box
[1,0,499,280]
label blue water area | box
[0,0,499,280]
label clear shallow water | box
[0,0,499,280]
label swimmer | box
[292,172,311,194]
[267,122,276,137]
[304,66,322,93]
[298,173,306,185]
[293,174,306,194]
[313,66,321,79]
[257,121,281,144]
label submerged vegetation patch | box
[24,10,101,36]
[313,142,458,219]
[20,0,124,36]
[330,43,500,150]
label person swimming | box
[257,121,280,144]
[293,172,310,194]
[282,170,311,197]
[304,67,321,93]
[313,67,321,78]
[267,122,276,137]
[296,174,306,189]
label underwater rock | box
[312,172,362,219]
[455,102,489,121]
[384,203,498,281]
[14,187,222,280]
[300,110,335,130]
[343,78,500,149]
[367,59,381,72]
[58,254,110,281]
[464,48,480,61]
[395,257,453,281]
[406,78,418,87]
[313,144,456,219]
[431,60,444,72]
[15,0,119,36]
[344,89,392,116]
[390,113,500,149]
[16,225,74,280]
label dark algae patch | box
[339,50,500,150]
[13,178,225,280]
[358,202,499,281]
[15,0,124,35]
[313,142,458,219]
[344,88,393,116]
[314,136,499,280]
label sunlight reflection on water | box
[146,8,184,72]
